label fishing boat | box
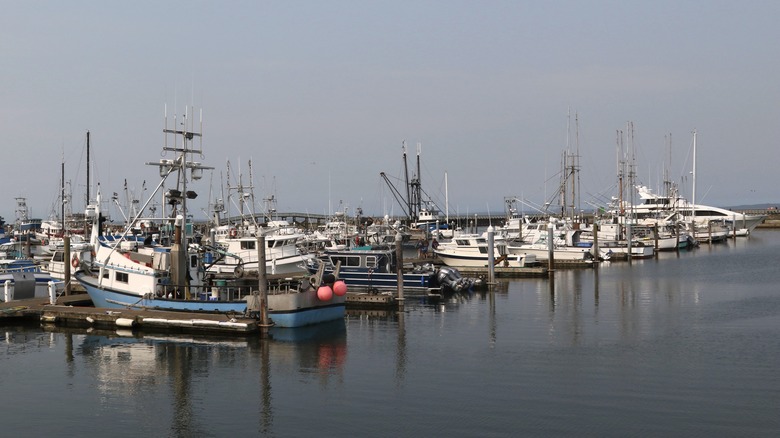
[75,109,345,327]
[380,141,452,237]
[304,246,477,294]
[434,233,542,268]
[205,221,313,276]
[44,241,94,281]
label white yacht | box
[625,185,766,236]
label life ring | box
[71,255,80,268]
[229,228,238,238]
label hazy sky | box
[2,1,778,224]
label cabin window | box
[455,239,470,246]
[479,247,489,254]
[331,255,360,267]
[331,256,347,266]
[53,252,64,262]
[241,241,256,250]
[365,256,377,268]
[115,272,129,283]
[190,255,198,268]
[102,270,109,279]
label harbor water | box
[2,231,780,437]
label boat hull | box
[308,267,433,291]
[76,271,345,328]
[599,245,655,260]
[267,290,346,328]
[433,250,539,268]
[505,246,594,262]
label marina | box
[4,3,780,436]
[1,229,778,437]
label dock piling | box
[395,232,404,309]
[487,226,495,285]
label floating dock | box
[0,294,262,336]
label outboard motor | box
[435,266,473,293]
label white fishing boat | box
[75,109,345,327]
[44,241,94,281]
[206,221,313,276]
[433,233,539,268]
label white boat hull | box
[434,250,538,268]
[506,245,594,262]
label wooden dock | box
[455,265,550,278]
[346,291,397,308]
[0,294,262,336]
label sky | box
[2,0,778,225]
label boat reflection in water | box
[28,320,347,437]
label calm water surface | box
[2,231,779,437]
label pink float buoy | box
[333,280,347,296]
[317,285,333,301]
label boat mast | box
[61,157,65,234]
[86,130,90,207]
[628,122,636,250]
[412,142,423,220]
[575,112,581,220]
[402,141,412,221]
[160,105,210,299]
[560,150,566,218]
[445,171,449,226]
[617,129,625,217]
[691,129,697,224]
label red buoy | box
[333,280,347,296]
[317,285,333,301]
